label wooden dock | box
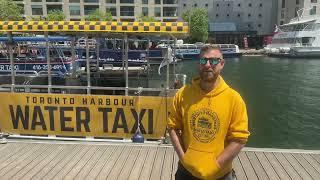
[0,140,319,180]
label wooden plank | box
[50,145,94,180]
[2,144,53,179]
[301,154,320,175]
[161,147,175,180]
[95,145,125,180]
[128,146,149,180]
[75,146,108,180]
[106,145,133,179]
[31,144,79,180]
[14,144,66,180]
[36,145,83,180]
[118,146,141,180]
[311,154,320,164]
[233,156,247,180]
[264,152,291,180]
[0,143,42,175]
[292,153,320,178]
[63,146,100,179]
[273,152,302,180]
[171,152,179,180]
[85,145,117,179]
[150,147,166,180]
[282,153,313,180]
[0,143,28,163]
[255,152,280,180]
[238,151,258,179]
[245,151,269,180]
[139,146,158,179]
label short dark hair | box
[200,44,223,58]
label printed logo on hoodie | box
[190,108,220,143]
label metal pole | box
[166,39,170,90]
[71,36,76,78]
[173,38,177,77]
[124,33,129,96]
[45,32,51,93]
[85,34,91,94]
[146,39,150,75]
[8,32,15,92]
[96,37,99,69]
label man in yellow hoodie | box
[168,45,250,180]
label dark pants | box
[175,162,236,180]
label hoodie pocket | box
[181,146,221,179]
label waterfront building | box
[13,0,178,22]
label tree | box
[182,8,209,43]
[0,0,23,20]
[86,9,112,21]
[139,15,159,22]
[47,10,66,21]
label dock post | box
[85,34,91,94]
[7,32,15,92]
[45,32,52,93]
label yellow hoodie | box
[168,76,250,179]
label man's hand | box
[169,128,185,160]
[216,141,245,168]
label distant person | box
[168,45,250,180]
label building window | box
[237,14,240,17]
[142,7,148,16]
[70,18,81,21]
[281,10,285,18]
[227,14,229,17]
[216,4,219,7]
[183,4,186,7]
[163,7,177,17]
[47,5,62,12]
[227,4,230,6]
[238,3,241,7]
[142,0,148,4]
[311,0,317,3]
[259,3,262,7]
[31,5,43,15]
[205,4,208,7]
[84,5,98,15]
[310,6,317,15]
[194,4,197,7]
[163,0,177,4]
[216,14,219,17]
[69,0,80,2]
[155,0,161,4]
[282,0,285,8]
[154,7,161,17]
[249,3,252,7]
[31,0,42,2]
[106,7,116,16]
[83,0,98,2]
[46,0,62,2]
[120,6,134,16]
[69,5,80,15]
[296,0,299,5]
[258,14,262,17]
[248,13,251,17]
[258,24,261,27]
[248,24,251,28]
[120,0,134,3]
[106,0,116,3]
[280,21,284,25]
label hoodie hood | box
[191,75,229,97]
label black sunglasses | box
[199,57,222,65]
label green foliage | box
[139,15,159,22]
[182,8,209,43]
[0,0,23,20]
[47,10,66,21]
[86,9,113,21]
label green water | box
[172,56,320,150]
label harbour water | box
[169,56,320,150]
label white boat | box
[265,6,320,58]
